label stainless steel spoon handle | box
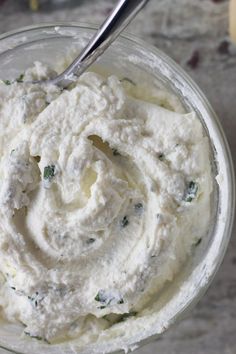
[52,0,149,87]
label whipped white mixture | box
[0,62,212,344]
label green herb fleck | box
[24,332,43,341]
[10,286,16,290]
[156,213,162,222]
[184,181,198,202]
[117,311,137,323]
[3,79,11,86]
[120,77,136,86]
[43,165,55,182]
[95,292,104,302]
[16,73,24,83]
[24,331,50,344]
[112,148,121,156]
[34,156,41,163]
[195,238,202,247]
[134,203,143,213]
[158,153,165,161]
[121,216,129,228]
[95,290,124,308]
[27,291,44,308]
[86,238,96,245]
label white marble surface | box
[0,0,235,353]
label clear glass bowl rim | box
[0,22,234,354]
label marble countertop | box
[0,1,235,353]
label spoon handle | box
[54,0,149,87]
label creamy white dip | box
[0,62,212,344]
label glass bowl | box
[0,24,234,354]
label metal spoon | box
[42,0,150,88]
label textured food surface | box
[0,63,212,343]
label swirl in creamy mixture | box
[0,64,212,342]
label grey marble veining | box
[0,1,235,353]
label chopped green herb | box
[43,165,55,182]
[34,156,41,163]
[121,216,129,228]
[134,203,143,212]
[117,311,137,323]
[16,73,24,83]
[86,238,96,244]
[24,332,43,341]
[184,181,198,202]
[158,153,165,161]
[10,286,16,290]
[112,148,121,156]
[120,77,136,86]
[95,290,124,308]
[3,80,11,86]
[195,238,202,246]
[95,292,104,302]
[24,331,50,344]
[27,292,44,308]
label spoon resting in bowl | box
[36,0,150,88]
